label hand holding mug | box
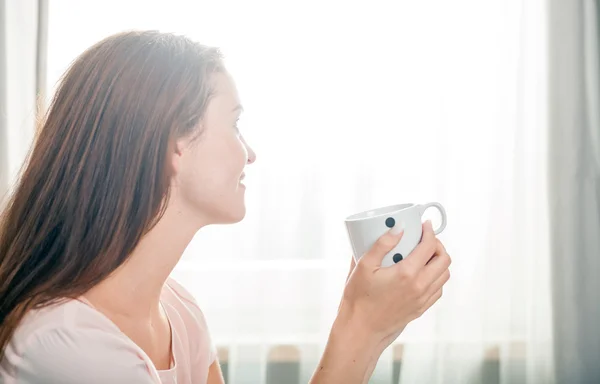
[338,220,451,348]
[310,205,451,384]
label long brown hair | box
[0,30,223,357]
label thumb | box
[362,228,404,267]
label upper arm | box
[207,358,226,384]
[16,327,156,384]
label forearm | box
[309,316,384,384]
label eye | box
[234,118,241,133]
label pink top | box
[0,278,217,384]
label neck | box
[84,201,207,319]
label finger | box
[362,228,404,267]
[416,287,444,318]
[345,256,356,283]
[420,241,451,285]
[421,267,450,301]
[426,239,447,265]
[402,221,438,270]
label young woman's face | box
[171,72,256,225]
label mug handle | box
[418,202,447,235]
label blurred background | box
[1,0,598,383]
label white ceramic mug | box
[345,202,447,267]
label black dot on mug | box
[385,217,396,228]
[393,253,403,263]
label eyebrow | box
[232,105,244,113]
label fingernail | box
[394,229,405,238]
[389,222,404,235]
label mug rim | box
[345,203,415,222]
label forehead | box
[210,72,241,107]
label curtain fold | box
[548,0,600,383]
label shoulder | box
[162,277,217,365]
[2,301,156,384]
[164,277,203,310]
[16,326,155,384]
[163,277,212,331]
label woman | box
[0,31,451,383]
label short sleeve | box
[16,326,156,384]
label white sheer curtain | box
[0,0,41,203]
[43,0,554,383]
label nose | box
[247,145,256,164]
[244,139,256,164]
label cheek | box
[182,136,245,190]
[223,134,249,173]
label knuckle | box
[442,253,452,268]
[412,280,426,296]
[439,250,451,267]
[443,269,451,283]
[355,260,369,273]
[399,266,416,280]
[436,239,451,262]
[436,238,447,251]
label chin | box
[215,205,247,224]
[189,194,247,225]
